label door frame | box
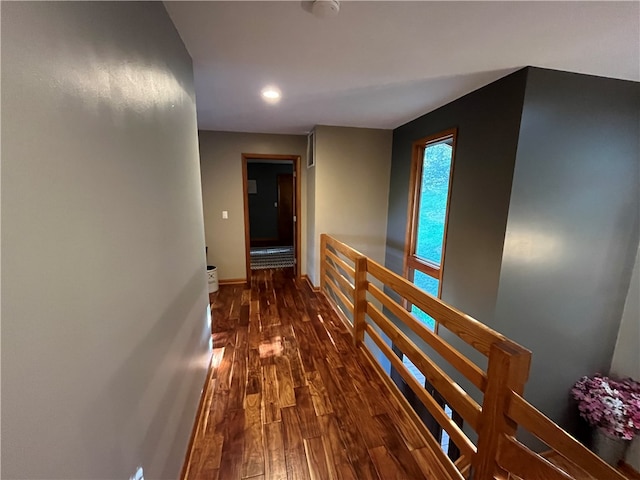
[241,153,301,282]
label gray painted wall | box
[385,67,640,443]
[386,70,527,322]
[247,162,294,241]
[610,245,640,469]
[2,3,209,478]
[308,125,393,285]
[199,130,307,280]
[384,69,528,438]
[494,68,640,432]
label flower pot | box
[592,428,630,467]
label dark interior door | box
[277,174,294,245]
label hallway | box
[183,269,439,480]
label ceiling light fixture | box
[311,0,340,18]
[261,86,281,104]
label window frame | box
[403,128,457,313]
[395,129,460,457]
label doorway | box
[241,154,301,281]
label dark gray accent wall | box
[385,66,640,444]
[493,68,640,432]
[247,162,293,240]
[384,68,528,443]
[386,69,528,323]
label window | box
[403,129,456,330]
[396,130,458,461]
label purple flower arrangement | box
[571,374,640,440]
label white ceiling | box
[165,1,639,135]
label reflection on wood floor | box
[183,268,437,480]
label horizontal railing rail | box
[319,234,626,480]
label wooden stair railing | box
[319,234,627,480]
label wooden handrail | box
[362,324,466,480]
[318,234,625,480]
[497,435,574,480]
[363,320,477,460]
[366,258,511,356]
[367,282,488,391]
[473,341,531,478]
[325,261,354,297]
[325,274,354,315]
[506,393,628,480]
[366,301,482,430]
[323,235,365,261]
[321,235,360,330]
[325,249,355,278]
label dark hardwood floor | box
[184,268,437,480]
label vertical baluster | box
[353,255,367,346]
[320,234,327,293]
[473,341,531,479]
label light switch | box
[274,202,278,207]
[222,210,228,219]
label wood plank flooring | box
[184,268,435,480]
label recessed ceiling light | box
[261,86,281,103]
